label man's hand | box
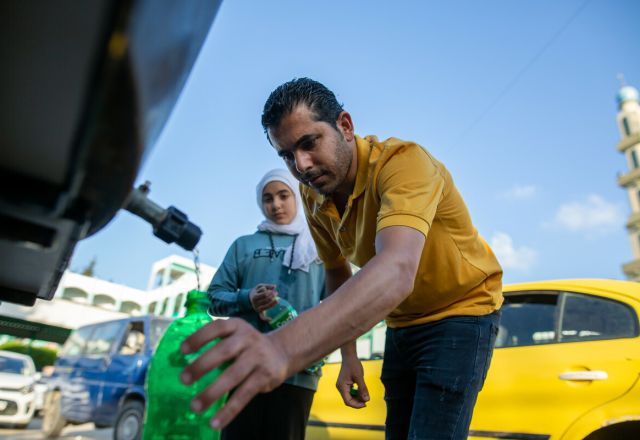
[177,226,423,428]
[248,283,278,313]
[180,318,289,429]
[336,355,370,409]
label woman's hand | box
[249,283,278,313]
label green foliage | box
[0,341,58,371]
[81,257,97,277]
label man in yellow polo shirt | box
[179,78,503,439]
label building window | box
[173,293,185,316]
[121,301,141,314]
[160,298,169,315]
[632,150,639,169]
[94,294,116,309]
[623,117,631,137]
[61,287,89,303]
[152,271,164,289]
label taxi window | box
[560,293,639,342]
[495,293,558,348]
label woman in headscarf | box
[208,168,326,440]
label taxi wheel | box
[114,400,144,440]
[42,391,66,438]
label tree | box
[0,341,58,371]
[81,257,97,277]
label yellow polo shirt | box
[301,135,503,328]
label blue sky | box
[71,0,640,289]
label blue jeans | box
[381,311,500,440]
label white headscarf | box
[256,169,319,272]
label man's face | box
[268,105,355,196]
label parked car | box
[33,373,49,415]
[306,279,640,440]
[42,315,171,439]
[0,350,38,428]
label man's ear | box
[336,111,355,142]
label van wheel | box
[42,391,66,438]
[114,400,144,440]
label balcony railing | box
[627,212,640,229]
[622,259,640,278]
[618,133,640,152]
[618,167,640,187]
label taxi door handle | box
[559,371,608,381]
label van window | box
[60,326,95,356]
[86,321,125,355]
[150,319,171,349]
[119,321,145,355]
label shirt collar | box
[351,135,371,200]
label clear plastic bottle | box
[262,296,298,328]
[262,297,324,374]
[143,290,227,440]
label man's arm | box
[180,225,425,428]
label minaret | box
[616,76,640,280]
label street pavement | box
[0,417,112,439]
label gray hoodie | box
[208,231,326,390]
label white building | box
[0,255,217,335]
[57,254,216,318]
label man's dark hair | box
[261,78,344,138]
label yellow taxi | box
[306,279,640,440]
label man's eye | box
[281,152,294,161]
[302,139,315,150]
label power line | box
[455,0,593,143]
